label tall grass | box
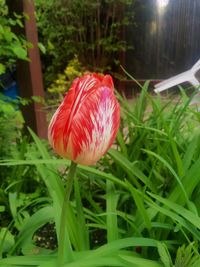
[1,84,200,266]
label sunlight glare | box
[157,0,169,9]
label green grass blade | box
[74,176,90,250]
[108,149,155,191]
[182,134,200,172]
[0,254,56,266]
[146,201,200,240]
[116,130,128,157]
[85,237,159,259]
[127,181,152,231]
[167,133,184,177]
[148,192,200,230]
[9,206,54,255]
[143,149,190,207]
[170,155,200,205]
[119,254,164,267]
[106,180,119,242]
[157,242,173,267]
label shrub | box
[0,98,24,159]
[35,0,135,87]
[47,56,87,105]
[0,0,30,74]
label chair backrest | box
[154,58,200,93]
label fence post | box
[8,0,47,138]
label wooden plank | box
[8,0,47,138]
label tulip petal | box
[48,73,120,165]
[102,75,114,90]
[48,82,76,157]
[69,86,120,165]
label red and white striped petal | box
[48,73,120,165]
[69,86,120,165]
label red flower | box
[48,73,120,165]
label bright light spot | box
[150,21,157,35]
[157,0,169,9]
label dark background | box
[125,0,200,79]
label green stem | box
[57,161,77,266]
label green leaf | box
[175,244,197,267]
[0,206,5,212]
[119,254,163,267]
[106,180,119,242]
[148,192,200,231]
[0,63,5,74]
[74,177,90,250]
[38,42,46,54]
[0,228,14,254]
[143,149,190,208]
[146,200,200,240]
[157,242,173,267]
[127,182,152,231]
[12,46,27,60]
[3,30,16,42]
[108,149,155,191]
[0,254,56,266]
[116,130,128,157]
[10,206,54,254]
[8,192,18,219]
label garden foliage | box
[46,56,87,105]
[0,0,29,75]
[1,84,200,266]
[0,98,23,159]
[35,0,135,87]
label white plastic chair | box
[154,58,200,93]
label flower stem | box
[57,161,77,266]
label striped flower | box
[48,73,120,165]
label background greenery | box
[35,0,135,88]
[0,0,29,75]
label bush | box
[35,0,135,87]
[0,0,30,74]
[0,98,23,158]
[46,56,87,105]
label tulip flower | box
[48,73,120,165]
